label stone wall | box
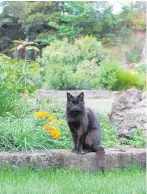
[0,148,146,170]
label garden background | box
[0,1,146,151]
[0,1,146,193]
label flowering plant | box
[34,112,61,139]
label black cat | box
[66,92,105,170]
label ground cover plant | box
[0,165,145,194]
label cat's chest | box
[68,121,81,132]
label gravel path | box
[36,89,122,114]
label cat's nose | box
[71,106,78,111]
[73,106,77,110]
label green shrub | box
[44,64,74,90]
[69,74,92,90]
[68,59,100,89]
[77,59,100,86]
[114,69,146,91]
[39,36,105,89]
[44,59,101,90]
[41,36,105,70]
[0,54,41,94]
[98,59,120,90]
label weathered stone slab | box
[0,148,146,170]
[36,89,111,99]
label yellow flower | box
[48,130,61,139]
[34,112,44,119]
[43,125,57,131]
[51,119,60,125]
[34,112,52,120]
[43,112,52,120]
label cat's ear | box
[67,92,73,101]
[77,92,84,100]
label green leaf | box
[9,47,17,52]
[13,40,28,45]
[26,46,39,52]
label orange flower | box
[43,125,57,131]
[48,130,61,139]
[43,124,61,138]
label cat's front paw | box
[76,150,86,154]
[72,149,77,153]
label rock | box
[141,91,147,100]
[110,89,146,138]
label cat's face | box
[66,92,85,114]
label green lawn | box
[0,166,146,194]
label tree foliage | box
[0,1,146,53]
[0,2,25,54]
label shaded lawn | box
[0,166,146,194]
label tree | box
[19,2,59,41]
[0,1,25,55]
[56,2,93,41]
[20,1,115,43]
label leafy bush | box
[44,59,100,90]
[0,54,41,94]
[74,59,100,89]
[41,36,105,71]
[44,64,73,90]
[41,37,146,91]
[114,69,146,91]
[39,36,106,89]
[98,59,120,90]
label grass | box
[0,85,20,117]
[0,166,146,194]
